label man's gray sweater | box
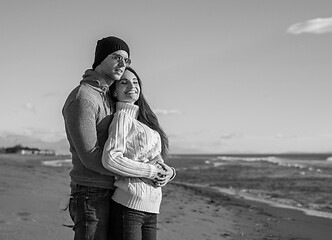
[62,69,116,189]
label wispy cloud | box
[22,102,37,113]
[154,109,182,116]
[287,17,332,34]
[171,133,332,154]
[274,134,299,139]
[220,132,243,140]
[21,127,66,142]
[0,128,66,142]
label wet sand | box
[0,154,331,240]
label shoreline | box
[1,154,332,239]
[173,182,332,220]
[167,182,332,240]
[215,187,332,220]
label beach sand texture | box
[0,153,332,240]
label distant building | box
[3,145,55,156]
[36,149,56,155]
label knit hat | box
[92,36,130,69]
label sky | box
[1,0,332,154]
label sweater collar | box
[116,102,139,119]
[80,69,109,92]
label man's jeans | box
[69,184,115,240]
[110,200,158,240]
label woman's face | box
[115,70,140,104]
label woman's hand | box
[154,162,175,187]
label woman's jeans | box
[69,184,115,240]
[110,200,158,240]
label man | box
[62,36,174,240]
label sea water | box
[167,153,332,219]
[42,153,332,219]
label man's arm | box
[63,98,116,176]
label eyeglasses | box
[110,54,131,66]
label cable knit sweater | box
[102,102,163,213]
[63,70,159,189]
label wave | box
[173,182,332,220]
[216,156,277,162]
[204,155,332,175]
[41,159,72,167]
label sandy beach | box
[0,154,332,240]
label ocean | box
[42,153,332,219]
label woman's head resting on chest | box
[109,66,169,157]
[110,67,141,104]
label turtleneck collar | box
[116,102,139,119]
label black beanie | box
[92,36,130,69]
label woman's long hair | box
[109,67,169,157]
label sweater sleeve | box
[63,98,116,176]
[102,112,159,179]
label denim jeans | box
[110,200,158,240]
[69,184,115,240]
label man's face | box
[98,50,130,81]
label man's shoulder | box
[63,84,103,110]
[69,83,102,100]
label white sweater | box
[102,102,163,213]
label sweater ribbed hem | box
[112,187,162,214]
[146,163,159,179]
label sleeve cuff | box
[147,164,159,179]
[169,167,176,181]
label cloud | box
[170,133,332,154]
[150,130,332,154]
[154,109,182,116]
[22,102,37,113]
[274,134,299,139]
[287,17,332,34]
[20,127,66,142]
[167,133,182,139]
[220,132,243,140]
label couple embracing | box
[62,36,176,240]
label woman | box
[102,67,175,240]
